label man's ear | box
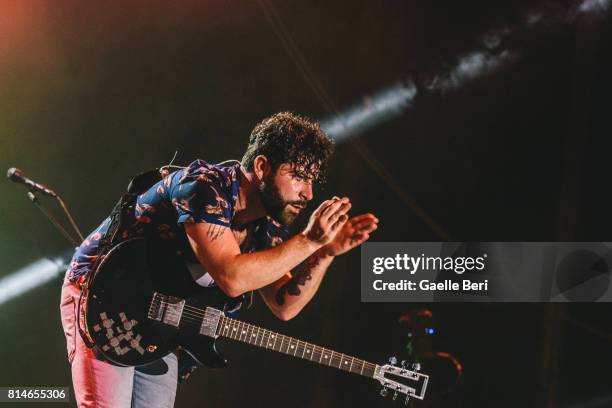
[253,155,271,181]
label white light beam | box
[0,257,67,305]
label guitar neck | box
[217,315,379,379]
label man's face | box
[259,163,315,226]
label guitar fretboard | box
[217,316,378,378]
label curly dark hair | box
[241,112,334,183]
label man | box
[60,111,378,407]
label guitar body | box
[85,237,240,368]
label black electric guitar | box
[85,237,429,403]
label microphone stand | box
[56,195,84,242]
[25,187,91,348]
[27,190,83,248]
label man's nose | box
[300,183,313,201]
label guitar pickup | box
[199,307,223,338]
[148,292,184,328]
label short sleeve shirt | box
[66,159,289,284]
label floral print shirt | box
[66,159,289,284]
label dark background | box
[1,1,611,407]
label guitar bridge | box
[148,292,184,328]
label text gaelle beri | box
[372,253,489,292]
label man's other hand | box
[323,213,378,257]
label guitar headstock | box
[375,356,429,405]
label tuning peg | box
[380,387,389,397]
[404,396,411,406]
[393,391,398,401]
[401,360,408,368]
[388,356,398,365]
[411,362,421,371]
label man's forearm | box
[186,197,351,298]
[261,248,335,320]
[188,227,322,297]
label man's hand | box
[302,197,351,246]
[322,213,378,257]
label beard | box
[259,176,306,226]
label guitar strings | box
[153,298,350,355]
[161,304,356,360]
[152,299,378,372]
[149,298,378,372]
[153,315,379,375]
[216,317,378,372]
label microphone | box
[6,167,58,197]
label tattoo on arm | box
[206,224,226,241]
[275,255,319,305]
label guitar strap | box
[76,168,163,349]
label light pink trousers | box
[60,276,178,408]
